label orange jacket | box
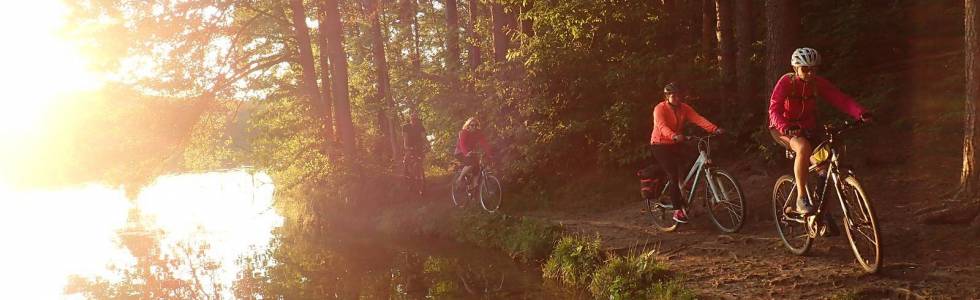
[649,101,719,145]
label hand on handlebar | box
[713,128,725,136]
[672,134,687,142]
[860,112,874,124]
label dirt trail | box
[520,192,980,299]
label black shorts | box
[769,127,822,149]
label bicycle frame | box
[783,123,859,223]
[661,136,729,208]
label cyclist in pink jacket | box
[769,47,873,215]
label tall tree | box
[764,0,799,90]
[398,0,422,72]
[490,2,509,62]
[519,0,534,39]
[364,0,402,162]
[968,0,980,230]
[701,0,717,59]
[323,0,357,158]
[445,0,461,70]
[735,0,753,103]
[716,0,735,99]
[466,0,483,69]
[316,4,335,146]
[289,0,329,152]
[964,0,980,196]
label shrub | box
[542,234,603,286]
[501,217,560,263]
[589,251,672,300]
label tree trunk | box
[964,0,980,196]
[399,0,422,73]
[716,0,735,99]
[735,0,753,104]
[364,0,403,163]
[289,0,330,152]
[490,2,509,62]
[445,0,461,70]
[323,0,357,158]
[466,0,483,69]
[764,0,799,90]
[519,0,534,39]
[701,0,717,60]
[316,5,335,147]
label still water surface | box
[0,170,575,299]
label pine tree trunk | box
[289,0,329,152]
[445,0,461,70]
[519,0,534,39]
[323,0,357,158]
[364,0,402,162]
[965,0,980,197]
[735,0,753,104]
[399,0,422,73]
[701,0,717,60]
[466,0,483,69]
[716,0,735,99]
[764,0,799,90]
[490,2,509,62]
[316,6,335,147]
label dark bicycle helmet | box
[664,82,684,94]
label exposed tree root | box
[915,198,980,225]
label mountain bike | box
[648,134,746,233]
[403,151,426,201]
[772,121,882,273]
[451,152,502,213]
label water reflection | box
[2,170,573,299]
[0,169,279,299]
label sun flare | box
[0,0,103,141]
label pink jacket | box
[650,101,719,145]
[455,129,490,156]
[768,74,866,134]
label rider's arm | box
[457,131,470,155]
[652,104,679,141]
[683,104,719,134]
[813,76,866,120]
[768,74,793,134]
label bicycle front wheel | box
[451,172,469,208]
[772,175,812,255]
[704,169,746,233]
[838,176,882,273]
[479,175,502,213]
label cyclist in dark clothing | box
[402,110,430,155]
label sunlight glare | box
[0,170,281,299]
[0,0,104,140]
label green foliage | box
[588,251,672,300]
[541,234,603,286]
[501,218,561,263]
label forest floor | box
[517,164,980,299]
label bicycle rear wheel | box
[705,169,746,233]
[838,176,882,273]
[479,175,502,213]
[772,175,812,255]
[648,182,678,232]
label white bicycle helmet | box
[791,47,821,67]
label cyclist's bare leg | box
[457,166,472,186]
[789,136,813,213]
